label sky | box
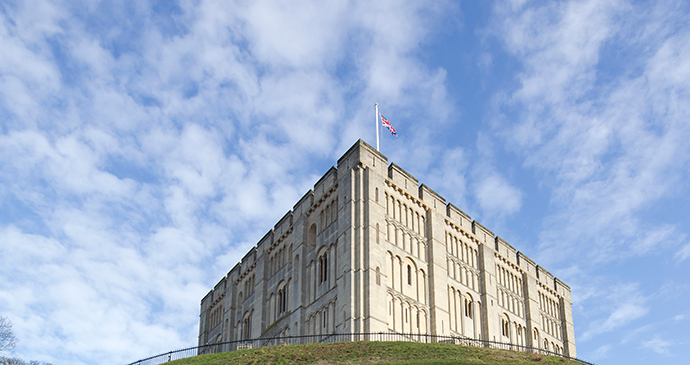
[0,0,689,364]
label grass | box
[167,341,584,365]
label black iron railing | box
[127,332,594,365]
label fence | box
[127,332,594,365]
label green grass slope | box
[168,341,585,365]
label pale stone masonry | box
[198,139,576,357]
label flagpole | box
[375,103,380,151]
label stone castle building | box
[198,140,576,356]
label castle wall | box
[198,139,576,357]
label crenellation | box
[241,247,258,268]
[495,237,517,263]
[213,277,227,295]
[388,163,419,198]
[274,211,293,237]
[199,140,576,357]
[314,166,338,201]
[472,221,494,245]
[446,203,471,229]
[293,190,314,218]
[419,184,445,211]
[256,231,273,252]
[536,266,556,292]
[516,252,536,274]
[554,278,571,300]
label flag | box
[380,113,397,137]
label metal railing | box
[127,332,594,365]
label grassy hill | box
[167,341,586,365]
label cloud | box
[641,337,673,355]
[581,283,648,341]
[675,244,690,262]
[488,0,690,266]
[474,173,523,216]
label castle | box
[198,139,576,356]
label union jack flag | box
[380,113,397,137]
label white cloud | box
[474,173,523,217]
[489,0,690,266]
[675,244,690,262]
[581,283,648,341]
[642,337,673,355]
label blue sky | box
[1,1,689,364]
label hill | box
[167,341,587,365]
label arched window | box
[242,312,251,339]
[308,224,317,247]
[277,283,288,314]
[323,307,329,329]
[465,296,473,319]
[319,250,328,283]
[502,317,509,337]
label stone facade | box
[198,140,576,357]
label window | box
[277,284,288,314]
[242,313,251,339]
[407,265,412,285]
[319,251,328,283]
[376,267,381,286]
[308,224,316,247]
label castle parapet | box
[495,237,517,262]
[419,183,445,211]
[293,190,314,219]
[388,163,419,198]
[446,203,471,231]
[472,221,494,245]
[517,251,536,274]
[274,211,293,237]
[536,265,554,288]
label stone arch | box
[317,245,329,286]
[501,313,511,339]
[386,251,394,289]
[276,279,288,316]
[421,308,428,334]
[395,255,403,290]
[308,224,317,247]
[242,310,252,339]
